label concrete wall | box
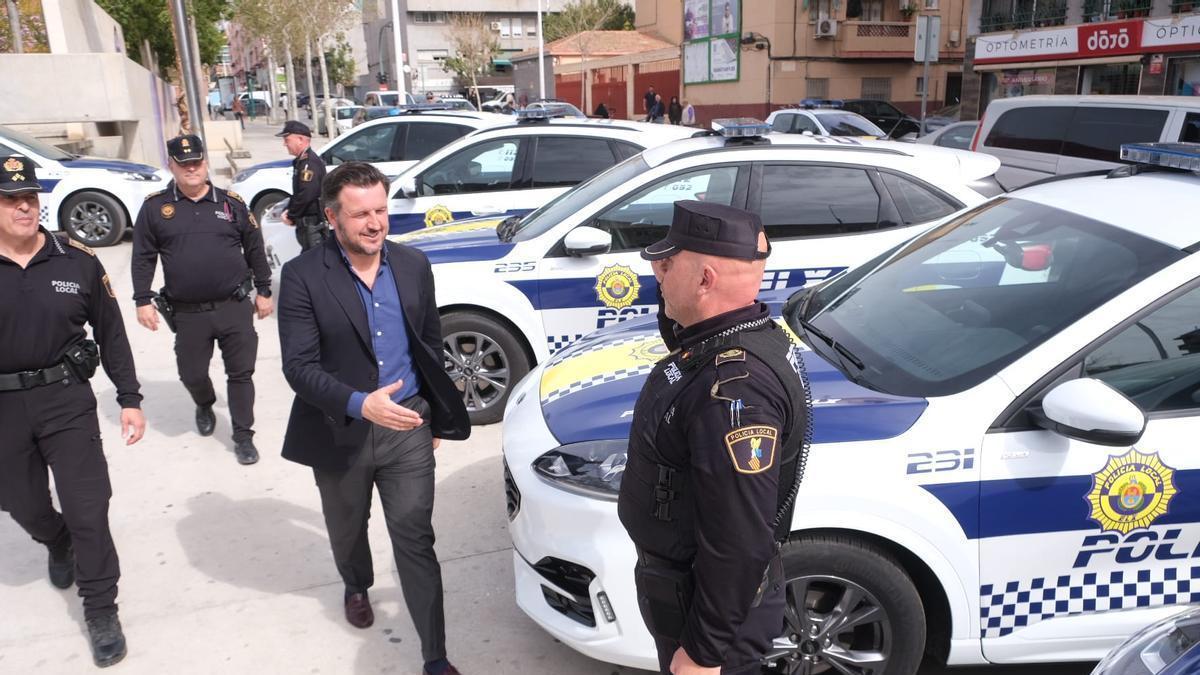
[41,0,125,55]
[0,54,180,167]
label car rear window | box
[1062,107,1168,162]
[985,106,1072,154]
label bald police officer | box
[0,156,146,668]
[131,135,273,465]
[278,120,328,251]
[618,201,811,674]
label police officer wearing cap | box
[0,156,146,667]
[131,135,273,465]
[617,200,811,675]
[278,120,328,251]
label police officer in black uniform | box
[618,201,811,675]
[278,120,328,251]
[131,135,273,465]
[0,156,146,668]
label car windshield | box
[786,198,1185,397]
[509,155,650,241]
[0,125,75,160]
[336,108,357,119]
[820,113,886,137]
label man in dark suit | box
[277,161,470,675]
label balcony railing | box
[856,22,912,37]
[1083,0,1153,21]
[838,21,919,56]
[1171,0,1200,13]
[980,1,1068,32]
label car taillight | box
[970,113,985,152]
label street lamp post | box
[389,0,407,95]
[537,0,545,100]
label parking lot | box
[0,121,1102,674]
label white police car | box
[386,120,999,424]
[765,100,887,139]
[0,124,168,247]
[230,108,502,221]
[501,143,1200,672]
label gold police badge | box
[1087,450,1178,534]
[725,426,778,475]
[3,157,22,172]
[594,264,641,310]
[161,204,175,219]
[424,205,453,228]
[629,339,669,365]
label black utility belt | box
[0,362,77,392]
[171,295,246,313]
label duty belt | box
[0,362,75,391]
[171,296,242,313]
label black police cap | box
[642,200,770,262]
[0,156,41,194]
[276,120,312,137]
[166,134,205,163]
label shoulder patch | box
[724,425,778,475]
[226,190,245,204]
[143,189,166,201]
[715,348,746,366]
[68,238,95,256]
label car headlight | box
[234,168,259,183]
[1092,607,1200,675]
[532,440,626,501]
[108,169,160,182]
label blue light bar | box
[712,118,771,138]
[516,105,571,121]
[1120,142,1200,171]
[800,98,845,109]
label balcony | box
[980,0,1068,32]
[1083,0,1153,21]
[1171,0,1200,13]
[836,21,915,57]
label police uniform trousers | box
[0,381,120,619]
[649,584,785,675]
[295,216,329,252]
[312,395,446,662]
[173,297,258,442]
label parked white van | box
[971,95,1200,189]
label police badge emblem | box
[1086,449,1178,534]
[595,264,641,310]
[3,157,22,173]
[424,205,453,228]
[161,204,176,219]
[725,426,778,474]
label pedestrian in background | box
[650,93,666,123]
[668,96,683,125]
[232,97,246,129]
[643,85,657,120]
[0,156,146,668]
[131,134,273,466]
[594,101,610,119]
[682,99,697,126]
[278,120,328,251]
[277,161,471,675]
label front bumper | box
[502,370,657,670]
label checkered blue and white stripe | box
[980,566,1200,638]
[546,334,585,354]
[541,363,656,405]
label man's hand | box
[136,305,159,331]
[670,648,719,675]
[120,408,146,445]
[255,294,273,319]
[282,212,293,226]
[361,380,424,432]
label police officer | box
[278,120,328,251]
[131,135,273,465]
[617,201,811,675]
[0,156,146,668]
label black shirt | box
[131,181,272,306]
[644,90,656,114]
[287,149,326,220]
[0,229,142,408]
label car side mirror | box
[1030,378,1146,447]
[563,226,612,257]
[395,176,417,199]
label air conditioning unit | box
[815,18,838,38]
[490,21,503,30]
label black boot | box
[234,439,259,465]
[195,404,216,436]
[86,613,127,668]
[47,534,74,589]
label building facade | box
[962,0,1200,119]
[635,0,969,121]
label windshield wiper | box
[496,215,522,242]
[798,318,864,370]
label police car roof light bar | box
[800,98,845,109]
[1120,142,1200,172]
[515,105,571,122]
[712,118,772,138]
[391,103,454,114]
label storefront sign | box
[1078,20,1143,58]
[1149,53,1164,75]
[1142,14,1200,52]
[975,28,1077,63]
[976,15,1200,65]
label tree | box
[442,13,499,108]
[542,0,633,42]
[324,40,356,90]
[96,0,229,71]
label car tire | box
[441,311,530,426]
[61,191,126,247]
[252,191,288,223]
[765,534,926,675]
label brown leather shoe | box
[344,592,374,629]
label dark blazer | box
[278,235,470,470]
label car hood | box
[535,298,927,446]
[387,215,514,264]
[59,156,161,174]
[241,158,293,172]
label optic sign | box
[975,17,1200,64]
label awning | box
[492,57,513,67]
[974,54,1142,71]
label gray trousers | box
[313,396,446,661]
